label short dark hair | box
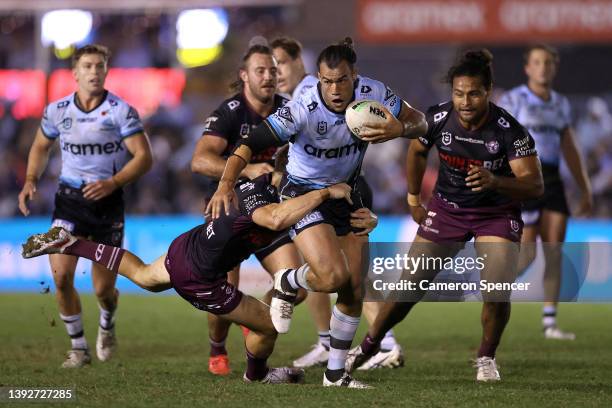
[446,49,494,89]
[316,37,357,70]
[230,44,273,92]
[270,36,302,60]
[523,44,560,66]
[72,44,110,68]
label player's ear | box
[239,68,248,84]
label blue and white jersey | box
[41,91,144,188]
[498,84,571,166]
[266,75,402,187]
[292,74,318,100]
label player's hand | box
[326,183,353,204]
[243,163,274,180]
[465,165,498,192]
[409,204,427,225]
[358,106,402,144]
[83,179,117,201]
[205,181,238,219]
[575,192,594,217]
[350,207,378,235]
[18,181,37,216]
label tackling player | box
[17,44,153,368]
[498,45,592,340]
[191,41,292,375]
[271,36,403,370]
[22,160,353,385]
[207,37,426,387]
[346,50,544,381]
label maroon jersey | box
[418,101,537,208]
[201,92,288,163]
[185,173,282,280]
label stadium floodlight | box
[176,8,228,68]
[41,10,93,50]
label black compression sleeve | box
[238,120,285,153]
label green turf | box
[0,294,610,407]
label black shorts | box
[253,232,293,261]
[279,174,373,237]
[52,184,124,246]
[522,165,569,225]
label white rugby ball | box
[346,99,388,139]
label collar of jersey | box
[73,90,108,114]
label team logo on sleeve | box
[227,100,240,110]
[278,107,294,123]
[317,121,328,135]
[361,85,372,94]
[384,87,395,101]
[497,117,510,129]
[441,131,452,146]
[203,116,218,131]
[434,111,448,123]
[485,140,500,154]
[126,107,140,120]
[307,101,318,112]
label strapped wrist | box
[25,174,38,183]
[407,193,421,206]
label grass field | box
[0,293,610,407]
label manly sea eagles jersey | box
[292,74,318,100]
[201,92,288,164]
[41,91,144,188]
[498,84,571,167]
[266,75,403,188]
[419,101,537,208]
[186,173,281,279]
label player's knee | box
[52,271,74,292]
[310,261,350,292]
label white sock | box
[380,329,397,350]
[99,305,115,330]
[542,305,557,328]
[327,306,360,372]
[60,313,88,350]
[286,264,312,291]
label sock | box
[245,350,269,381]
[98,305,116,330]
[318,330,330,349]
[380,329,397,351]
[360,333,380,356]
[326,306,360,382]
[542,305,557,328]
[209,336,227,357]
[64,240,125,273]
[477,339,499,358]
[60,313,88,350]
[283,264,312,291]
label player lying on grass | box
[22,166,353,385]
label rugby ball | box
[346,99,388,139]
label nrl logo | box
[441,131,452,146]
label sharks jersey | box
[266,75,403,188]
[41,91,144,188]
[292,74,318,100]
[498,85,571,166]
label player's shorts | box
[51,184,124,247]
[253,232,293,261]
[165,232,243,315]
[417,193,523,243]
[279,174,371,237]
[521,165,569,225]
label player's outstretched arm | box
[252,183,352,231]
[561,127,593,216]
[83,132,153,200]
[18,128,55,216]
[359,101,428,144]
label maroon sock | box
[360,333,380,355]
[477,340,499,358]
[209,336,228,357]
[245,350,269,381]
[64,240,125,273]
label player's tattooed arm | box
[18,128,56,216]
[252,183,352,231]
[83,132,153,201]
[405,139,430,224]
[465,156,544,200]
[359,101,427,143]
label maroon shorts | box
[164,232,243,315]
[417,194,523,243]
